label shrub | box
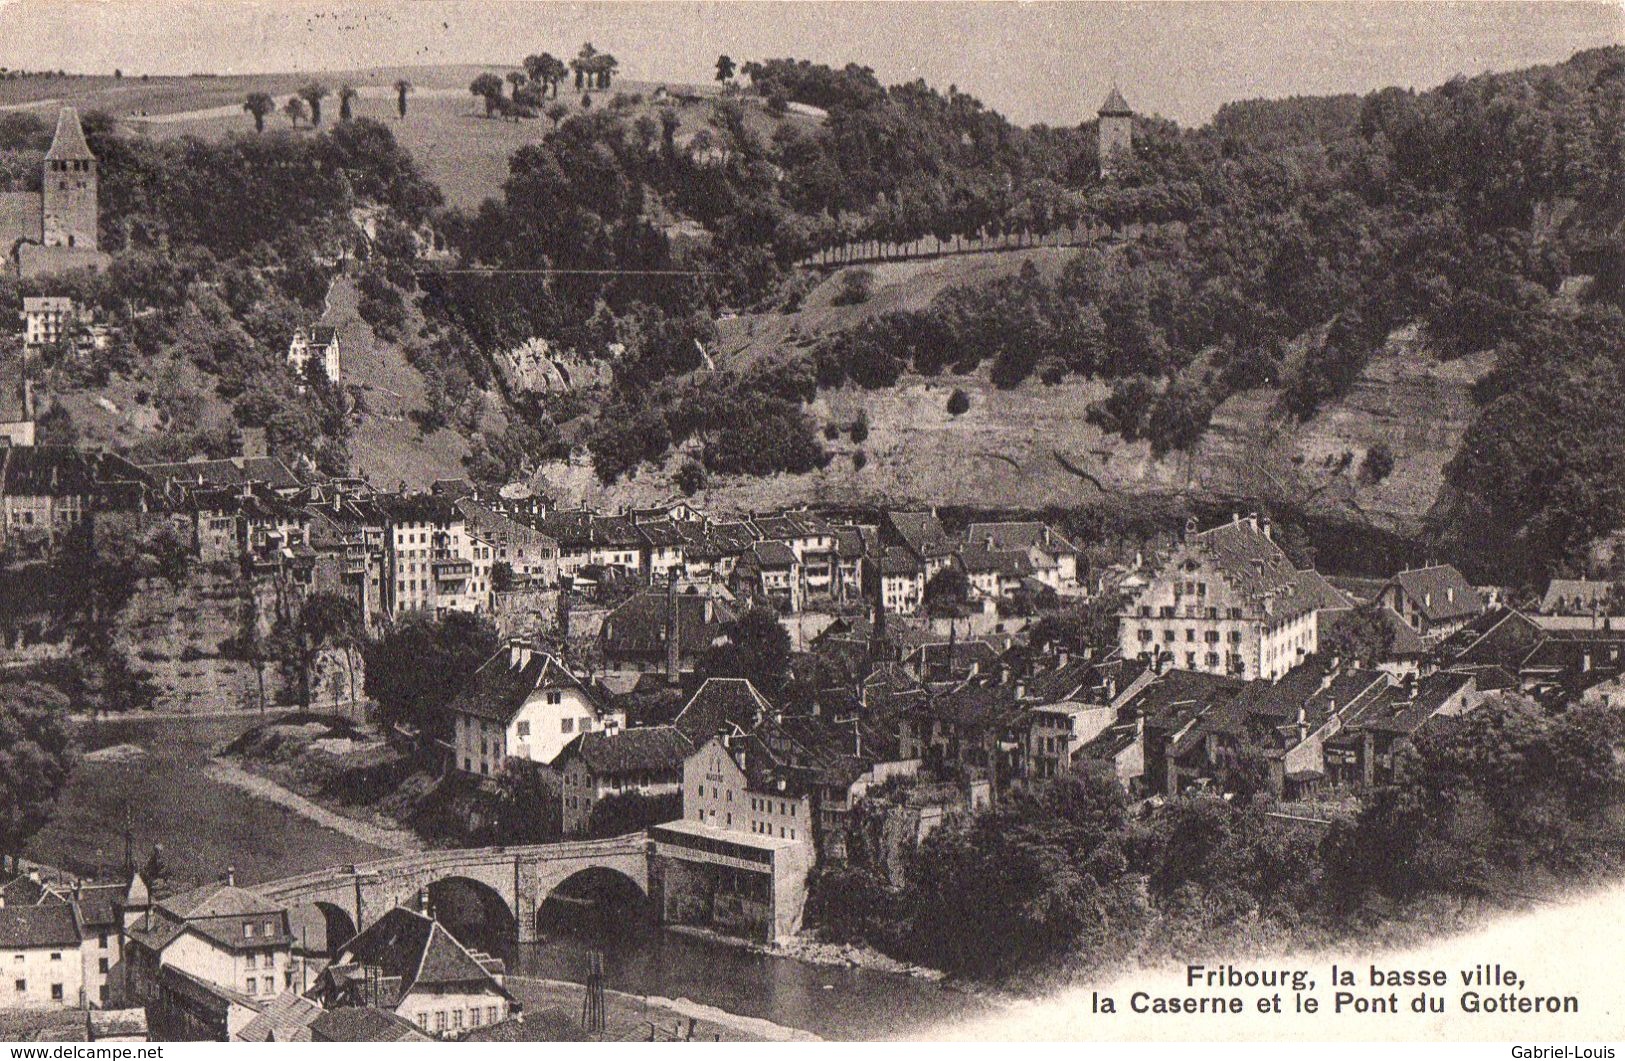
[849,412,869,443]
[833,268,874,306]
[1360,442,1395,485]
[946,388,970,416]
[824,423,841,440]
[852,449,867,470]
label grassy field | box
[0,67,798,212]
[26,713,393,890]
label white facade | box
[2,941,84,1009]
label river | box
[31,712,994,1040]
[513,929,996,1041]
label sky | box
[0,1,1618,127]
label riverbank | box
[203,758,424,854]
[665,923,950,981]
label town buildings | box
[121,874,295,1009]
[1117,514,1350,681]
[286,327,341,384]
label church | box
[0,107,110,280]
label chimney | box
[1295,704,1307,743]
[1259,515,1272,540]
[508,637,533,669]
[1134,710,1145,739]
[1056,648,1069,668]
[225,866,235,887]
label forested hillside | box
[3,47,1623,584]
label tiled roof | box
[1186,517,1348,623]
[163,880,285,920]
[378,492,461,524]
[142,455,301,493]
[600,591,735,658]
[877,546,921,577]
[1388,565,1483,622]
[1540,579,1612,615]
[958,546,1034,578]
[448,649,597,724]
[964,521,1078,555]
[560,725,691,776]
[672,678,769,743]
[0,903,79,949]
[310,1007,432,1042]
[5,447,148,498]
[331,908,511,1000]
[885,510,954,560]
[235,991,322,1042]
[750,540,798,568]
[45,107,94,162]
[1099,86,1133,116]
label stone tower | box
[41,107,98,251]
[1097,86,1134,179]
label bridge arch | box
[426,875,517,957]
[535,865,651,938]
[286,900,357,960]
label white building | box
[287,327,340,384]
[0,903,84,1008]
[447,640,625,774]
[20,296,76,350]
[121,876,293,1008]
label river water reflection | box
[512,927,998,1041]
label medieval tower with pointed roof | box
[1097,86,1135,179]
[41,107,98,253]
[0,107,108,279]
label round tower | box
[41,107,98,251]
[1097,86,1134,180]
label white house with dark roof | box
[964,521,1082,593]
[556,724,692,835]
[120,875,293,1009]
[309,907,514,1039]
[1118,514,1351,681]
[446,639,624,773]
[0,902,84,1008]
[1378,564,1484,642]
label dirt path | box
[203,758,423,854]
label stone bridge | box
[257,834,648,946]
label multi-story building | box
[556,724,690,835]
[456,499,559,587]
[752,511,838,599]
[20,296,76,350]
[446,639,624,774]
[286,327,340,383]
[0,904,84,1008]
[382,494,490,617]
[963,521,1082,594]
[1378,565,1485,642]
[870,548,924,616]
[121,875,294,1008]
[1117,514,1350,681]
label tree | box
[337,83,358,122]
[298,82,330,126]
[506,71,527,99]
[585,790,683,838]
[715,55,736,84]
[545,101,569,128]
[394,78,413,119]
[833,268,874,306]
[697,607,793,698]
[924,565,970,613]
[283,95,307,128]
[523,53,566,98]
[470,73,505,117]
[1318,601,1396,667]
[243,92,274,132]
[0,681,74,858]
[271,591,363,711]
[491,561,514,593]
[363,611,498,743]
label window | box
[98,958,108,973]
[246,953,257,970]
[246,979,258,996]
[244,923,256,939]
[263,976,274,994]
[435,1011,448,1032]
[50,983,62,1001]
[49,952,60,962]
[453,1009,464,1029]
[417,1014,429,1030]
[517,721,530,737]
[546,690,562,705]
[14,979,24,993]
[488,1006,498,1024]
[264,920,275,937]
[470,1007,483,1027]
[561,717,574,734]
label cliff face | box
[544,339,1492,534]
